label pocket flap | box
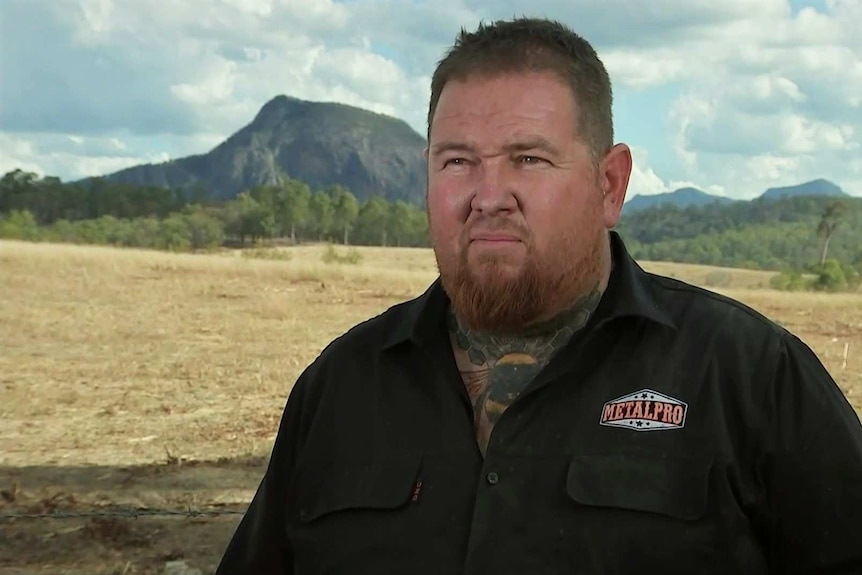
[296,453,423,523]
[565,452,712,521]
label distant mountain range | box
[624,187,737,212]
[760,178,847,200]
[80,94,854,209]
[624,178,849,214]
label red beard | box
[434,213,605,335]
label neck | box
[448,282,603,366]
[450,235,614,363]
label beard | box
[432,207,606,336]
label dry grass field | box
[1,239,860,574]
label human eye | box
[517,155,547,165]
[442,157,469,168]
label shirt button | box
[486,472,499,485]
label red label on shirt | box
[599,389,688,432]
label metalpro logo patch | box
[600,389,688,432]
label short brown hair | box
[427,17,614,161]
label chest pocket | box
[293,452,424,523]
[550,452,729,572]
[286,452,428,574]
[565,452,712,521]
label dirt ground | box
[1,240,860,574]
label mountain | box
[759,178,849,200]
[624,187,737,213]
[87,95,428,204]
[76,93,853,211]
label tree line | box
[618,197,861,268]
[1,168,860,290]
[616,196,862,291]
[0,169,430,251]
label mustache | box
[465,216,529,238]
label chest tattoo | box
[448,287,601,456]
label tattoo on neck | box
[449,286,602,365]
[448,286,602,456]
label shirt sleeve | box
[215,370,312,575]
[760,331,862,574]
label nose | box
[470,160,519,215]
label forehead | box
[429,71,579,145]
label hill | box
[760,178,849,200]
[616,195,862,270]
[84,95,428,204]
[624,187,737,213]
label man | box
[216,17,862,574]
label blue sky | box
[0,0,860,201]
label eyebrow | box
[429,136,561,157]
[429,141,476,156]
[503,136,561,157]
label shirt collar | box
[381,231,675,351]
[589,231,677,331]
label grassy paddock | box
[1,239,860,574]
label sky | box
[0,0,860,200]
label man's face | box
[425,71,622,333]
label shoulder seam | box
[645,272,786,334]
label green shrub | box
[0,210,41,241]
[321,244,363,265]
[812,259,848,292]
[770,269,809,291]
[241,248,293,261]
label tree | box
[328,185,359,245]
[158,214,192,251]
[226,191,273,246]
[387,200,414,247]
[275,179,310,242]
[308,192,334,242]
[0,169,39,215]
[355,195,390,246]
[817,200,847,265]
[183,205,226,250]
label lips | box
[470,232,521,242]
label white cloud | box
[0,133,162,179]
[0,132,225,180]
[656,0,862,197]
[626,146,670,197]
[0,0,859,199]
[745,155,802,181]
[0,136,42,175]
[170,60,239,107]
[668,94,715,170]
[601,50,692,89]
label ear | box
[423,147,429,162]
[599,143,632,229]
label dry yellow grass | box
[1,239,860,574]
[2,239,859,468]
[0,241,439,468]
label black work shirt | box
[216,232,862,575]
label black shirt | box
[216,232,862,575]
